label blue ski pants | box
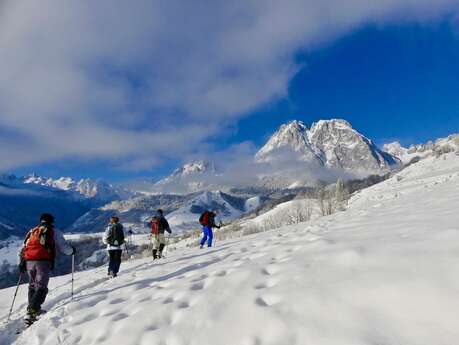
[200,226,213,247]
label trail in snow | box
[1,153,459,345]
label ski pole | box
[7,273,23,322]
[71,253,75,301]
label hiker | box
[150,209,172,259]
[18,213,75,326]
[199,210,221,248]
[127,228,134,246]
[103,216,125,278]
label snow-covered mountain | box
[2,152,459,345]
[0,173,134,240]
[256,119,400,174]
[23,174,128,203]
[151,160,219,194]
[384,134,459,164]
[0,178,91,239]
[144,119,401,194]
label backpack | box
[23,225,56,261]
[199,211,208,226]
[151,218,160,235]
[107,223,124,246]
[199,211,214,226]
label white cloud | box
[0,0,458,172]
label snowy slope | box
[2,153,459,345]
[243,198,321,229]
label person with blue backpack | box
[103,216,125,278]
[199,210,221,248]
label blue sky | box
[230,21,459,150]
[1,1,459,183]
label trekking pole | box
[7,273,23,322]
[124,242,131,259]
[71,253,75,301]
[164,235,171,259]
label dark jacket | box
[151,216,171,235]
[200,211,219,228]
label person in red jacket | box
[18,213,75,326]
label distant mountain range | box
[0,174,129,239]
[22,174,131,202]
[150,119,401,193]
[384,134,459,163]
[1,118,457,240]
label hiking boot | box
[25,307,39,326]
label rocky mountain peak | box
[171,160,216,178]
[257,118,400,174]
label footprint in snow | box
[190,281,205,291]
[163,297,174,304]
[212,269,227,277]
[73,313,98,326]
[111,312,129,321]
[99,308,118,317]
[177,301,190,309]
[261,264,281,276]
[255,294,282,307]
[109,297,125,305]
[254,277,279,290]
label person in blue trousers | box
[199,210,220,248]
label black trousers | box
[108,250,122,274]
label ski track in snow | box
[1,153,459,344]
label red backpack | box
[23,225,56,261]
[151,218,160,235]
[199,211,211,226]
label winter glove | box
[18,259,27,273]
[167,228,172,234]
[71,245,76,255]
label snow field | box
[1,153,459,344]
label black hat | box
[156,209,164,216]
[40,213,55,224]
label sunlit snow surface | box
[1,153,459,345]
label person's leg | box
[158,234,166,257]
[113,250,122,275]
[26,261,37,309]
[108,250,115,275]
[29,261,51,312]
[200,227,208,247]
[207,228,213,247]
[152,235,160,259]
